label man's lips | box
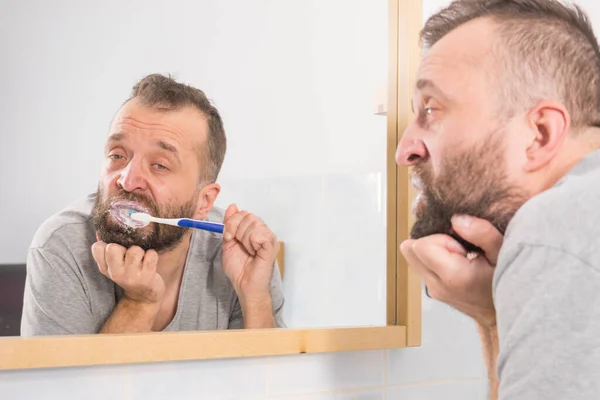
[110,200,151,214]
[109,200,151,229]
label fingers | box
[141,249,158,274]
[236,213,258,244]
[105,243,126,265]
[400,239,442,287]
[124,246,145,271]
[223,207,277,257]
[224,204,240,226]
[223,206,246,241]
[223,208,243,245]
[92,242,128,280]
[411,235,472,280]
[90,240,164,303]
[401,235,470,300]
[451,215,503,265]
[401,238,452,301]
[247,227,278,260]
[91,241,108,277]
[238,216,271,254]
[404,234,495,302]
[236,216,276,256]
[105,243,127,280]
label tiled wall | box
[0,296,486,399]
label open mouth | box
[109,200,151,229]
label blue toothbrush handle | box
[177,218,224,233]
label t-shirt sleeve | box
[227,259,286,329]
[21,247,97,336]
[270,259,286,328]
[494,243,600,400]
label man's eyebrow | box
[107,133,124,142]
[415,78,451,103]
[106,134,180,160]
[157,140,178,155]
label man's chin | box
[97,231,154,251]
[410,218,483,254]
[411,193,427,216]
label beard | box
[410,133,528,253]
[91,185,198,252]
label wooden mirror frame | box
[0,0,422,371]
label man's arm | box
[222,205,286,329]
[478,323,499,400]
[494,244,600,399]
[229,259,285,329]
[400,215,503,399]
[240,295,276,329]
[99,298,160,333]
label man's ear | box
[194,183,221,219]
[524,100,570,172]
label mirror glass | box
[0,0,390,336]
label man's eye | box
[153,163,168,171]
[109,154,124,160]
[424,106,439,116]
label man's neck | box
[539,134,600,192]
[156,230,193,286]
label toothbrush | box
[130,211,224,234]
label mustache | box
[107,190,151,205]
[104,190,159,214]
[411,165,441,201]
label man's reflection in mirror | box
[21,74,284,336]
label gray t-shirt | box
[20,193,285,336]
[494,149,600,399]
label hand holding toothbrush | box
[221,204,279,328]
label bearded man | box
[21,74,284,335]
[396,0,600,399]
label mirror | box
[0,0,391,337]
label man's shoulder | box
[30,193,97,252]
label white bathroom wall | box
[0,0,388,328]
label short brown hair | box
[421,0,600,128]
[128,73,226,183]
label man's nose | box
[116,161,148,192]
[395,126,429,166]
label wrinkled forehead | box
[108,98,209,152]
[415,18,500,103]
